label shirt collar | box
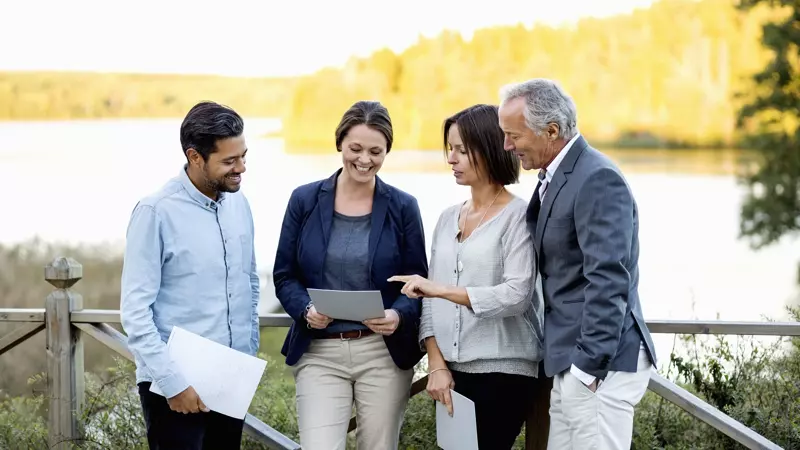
[544,132,581,183]
[179,164,226,208]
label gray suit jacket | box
[527,136,656,380]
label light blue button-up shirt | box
[120,166,260,398]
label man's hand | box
[306,305,333,329]
[167,386,209,414]
[426,368,455,416]
[587,379,598,393]
[363,309,400,336]
[387,274,442,299]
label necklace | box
[456,188,503,273]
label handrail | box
[0,308,46,322]
[646,319,800,336]
[0,290,800,450]
[0,322,45,356]
[8,309,800,337]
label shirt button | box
[228,294,232,298]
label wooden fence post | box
[525,375,552,450]
[45,257,85,449]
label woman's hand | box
[305,305,332,329]
[387,274,443,299]
[363,309,400,336]
[426,368,455,416]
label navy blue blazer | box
[273,169,428,370]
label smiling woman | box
[334,101,393,195]
[272,100,428,450]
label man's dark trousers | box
[138,382,244,450]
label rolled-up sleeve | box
[466,210,535,319]
[419,298,435,346]
[120,204,188,399]
[419,215,445,347]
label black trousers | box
[138,382,244,450]
[451,370,539,450]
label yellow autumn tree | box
[282,0,772,152]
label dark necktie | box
[526,169,548,225]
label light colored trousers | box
[292,334,413,450]
[547,347,653,450]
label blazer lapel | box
[534,172,567,250]
[368,177,390,270]
[534,136,588,250]
[317,170,338,250]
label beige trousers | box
[292,334,414,450]
[547,347,653,450]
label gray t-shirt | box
[319,211,372,334]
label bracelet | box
[428,367,450,376]
[305,303,314,329]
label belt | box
[318,329,375,340]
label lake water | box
[2,118,798,363]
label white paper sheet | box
[149,326,267,420]
[306,288,385,321]
[436,389,479,450]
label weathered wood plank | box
[243,414,302,450]
[23,310,800,337]
[45,257,84,450]
[0,322,45,356]
[74,323,133,361]
[0,308,45,322]
[647,320,800,336]
[525,375,552,450]
[71,309,122,324]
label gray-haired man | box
[498,78,657,449]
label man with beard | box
[121,101,259,449]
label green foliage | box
[0,388,48,449]
[629,310,800,449]
[736,0,800,249]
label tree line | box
[0,71,294,120]
[0,0,785,152]
[281,0,781,151]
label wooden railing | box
[0,256,795,449]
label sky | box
[0,0,655,77]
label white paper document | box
[307,288,385,322]
[149,326,267,420]
[436,389,478,450]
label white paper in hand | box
[149,326,267,420]
[436,389,478,450]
